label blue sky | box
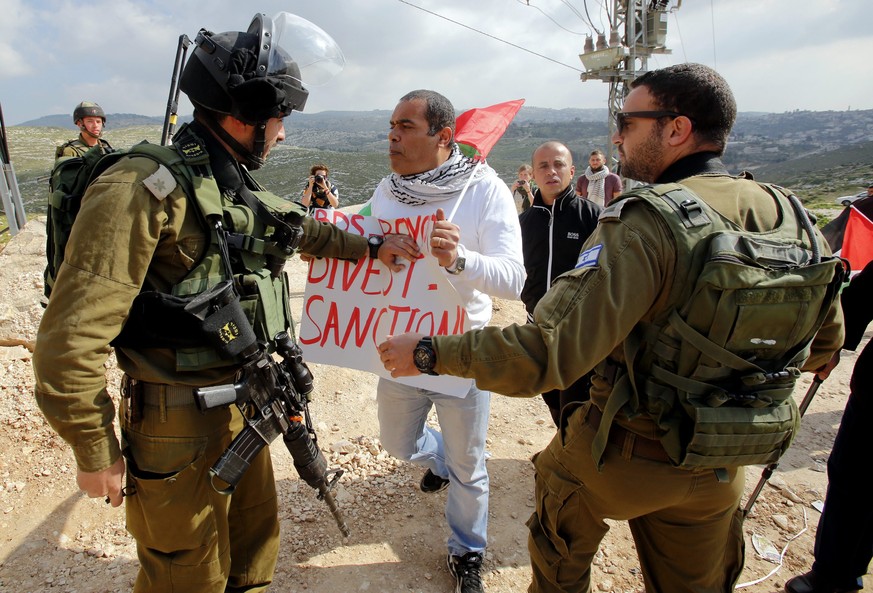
[1,0,870,125]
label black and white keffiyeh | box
[584,165,609,207]
[381,144,494,206]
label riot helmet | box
[179,12,344,168]
[73,101,106,124]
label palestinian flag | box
[822,196,873,273]
[455,99,525,161]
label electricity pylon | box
[578,0,678,166]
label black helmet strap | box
[79,124,102,140]
[197,108,267,170]
[252,123,268,166]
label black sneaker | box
[419,469,450,493]
[447,552,484,593]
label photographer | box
[510,163,535,212]
[302,163,339,209]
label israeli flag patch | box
[575,244,602,269]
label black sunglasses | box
[614,111,688,134]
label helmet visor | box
[270,12,345,88]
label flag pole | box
[446,160,483,223]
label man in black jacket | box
[785,260,873,593]
[519,141,602,425]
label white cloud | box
[0,0,870,124]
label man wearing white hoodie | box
[368,89,525,593]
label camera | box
[315,174,326,184]
[517,179,526,185]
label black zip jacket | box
[841,259,873,394]
[518,184,602,319]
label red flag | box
[841,204,873,272]
[455,99,525,161]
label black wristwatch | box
[413,337,439,375]
[368,235,384,259]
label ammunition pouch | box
[113,280,257,359]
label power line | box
[582,0,603,35]
[554,0,592,31]
[710,0,718,69]
[397,0,583,72]
[516,0,588,36]
[671,9,688,62]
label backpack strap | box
[54,139,82,159]
[590,325,649,469]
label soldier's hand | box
[77,457,126,507]
[378,233,420,272]
[815,350,841,381]
[378,332,423,377]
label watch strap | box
[368,236,384,259]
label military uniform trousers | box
[120,383,279,593]
[526,402,745,593]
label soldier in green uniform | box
[377,63,845,593]
[33,13,417,593]
[55,101,114,158]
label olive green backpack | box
[592,182,846,472]
[43,143,189,299]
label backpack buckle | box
[679,199,709,228]
[741,368,800,386]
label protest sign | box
[298,208,474,397]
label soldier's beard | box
[618,127,663,184]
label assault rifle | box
[161,34,192,146]
[195,331,350,537]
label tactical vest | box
[54,137,113,159]
[106,124,304,371]
[591,181,846,471]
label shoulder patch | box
[142,164,177,201]
[599,197,638,221]
[176,139,207,160]
[575,244,602,269]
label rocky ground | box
[0,218,869,593]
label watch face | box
[447,256,466,275]
[413,345,433,372]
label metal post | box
[0,102,26,235]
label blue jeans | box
[376,377,490,556]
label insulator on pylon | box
[583,35,595,53]
[596,33,608,50]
